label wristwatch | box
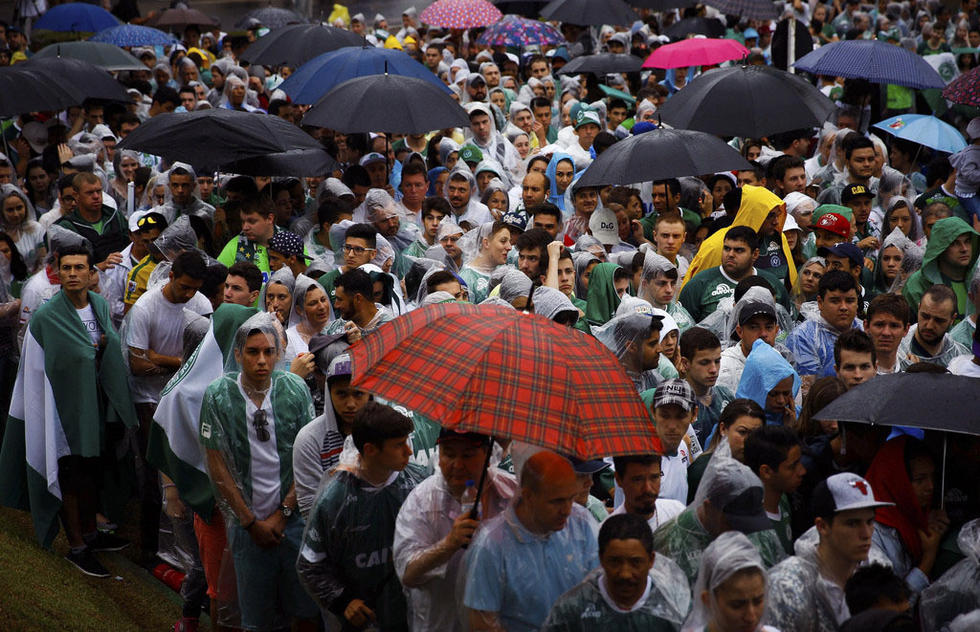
[279,503,294,519]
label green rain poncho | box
[902,216,979,319]
[585,262,623,326]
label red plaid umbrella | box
[349,302,660,459]
[420,0,503,29]
[942,65,980,107]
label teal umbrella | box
[33,41,145,72]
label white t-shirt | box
[949,355,980,377]
[237,374,282,520]
[611,497,686,532]
[126,285,212,403]
[75,304,102,346]
[659,444,692,504]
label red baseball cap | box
[814,212,851,238]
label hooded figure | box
[872,227,915,296]
[902,216,980,318]
[682,185,798,291]
[532,286,579,325]
[735,339,801,426]
[572,251,600,302]
[639,250,696,333]
[465,102,522,186]
[593,306,664,391]
[544,152,575,213]
[919,518,980,632]
[584,261,623,326]
[0,184,45,272]
[443,167,493,228]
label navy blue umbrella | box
[35,2,120,33]
[794,39,944,90]
[90,24,176,47]
[280,46,450,105]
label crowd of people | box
[0,1,979,632]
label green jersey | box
[679,266,790,323]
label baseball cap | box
[608,32,630,48]
[819,241,863,268]
[652,378,697,412]
[812,472,894,517]
[737,301,777,326]
[359,152,386,167]
[743,27,759,39]
[575,108,601,130]
[268,230,309,259]
[501,209,528,231]
[782,213,800,233]
[721,485,771,533]
[466,71,486,86]
[697,456,771,533]
[459,144,483,165]
[437,427,492,447]
[20,121,48,154]
[326,352,352,380]
[841,183,875,204]
[134,211,167,233]
[588,207,619,245]
[465,101,493,120]
[813,211,851,238]
[566,455,611,474]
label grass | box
[0,506,184,632]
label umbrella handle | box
[940,433,947,510]
[468,437,495,521]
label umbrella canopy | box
[89,24,176,47]
[34,41,145,72]
[150,7,219,30]
[576,126,752,188]
[492,0,550,17]
[35,2,120,33]
[235,7,306,30]
[349,302,660,459]
[794,40,945,90]
[812,373,980,435]
[665,17,726,40]
[872,114,967,154]
[240,24,366,68]
[656,64,836,138]
[942,65,980,107]
[704,0,778,19]
[218,148,339,177]
[477,15,564,47]
[541,0,638,26]
[558,53,644,75]
[302,74,471,134]
[0,57,129,117]
[116,109,325,167]
[420,0,503,29]
[643,37,749,69]
[280,46,450,105]
[629,0,697,9]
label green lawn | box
[0,507,184,631]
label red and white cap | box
[815,472,894,515]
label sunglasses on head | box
[253,409,270,442]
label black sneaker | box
[65,549,111,578]
[88,532,130,552]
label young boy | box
[643,379,700,503]
[405,197,450,258]
[679,327,735,447]
[743,425,806,555]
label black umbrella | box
[493,0,549,17]
[218,148,339,177]
[302,74,471,134]
[705,0,778,20]
[575,126,752,187]
[235,7,306,30]
[33,41,145,71]
[117,109,325,166]
[656,64,836,138]
[628,0,697,9]
[150,7,218,30]
[540,0,638,26]
[812,373,980,434]
[558,53,644,75]
[665,17,726,40]
[0,57,128,116]
[240,24,366,68]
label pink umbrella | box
[643,37,749,69]
[420,0,503,29]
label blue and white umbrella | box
[872,114,967,154]
[90,24,176,47]
[794,40,945,90]
[280,46,450,105]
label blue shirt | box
[463,503,599,631]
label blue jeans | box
[958,195,980,223]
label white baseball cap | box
[588,207,619,246]
[814,472,894,515]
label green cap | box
[459,144,483,164]
[813,204,854,223]
[575,107,601,130]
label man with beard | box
[897,284,968,370]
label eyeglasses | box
[253,409,270,442]
[343,244,376,255]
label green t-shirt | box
[679,266,790,323]
[317,268,342,308]
[770,494,794,556]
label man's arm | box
[469,610,507,632]
[129,346,182,376]
[400,513,479,587]
[205,448,280,548]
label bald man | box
[463,451,599,632]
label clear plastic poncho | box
[259,265,297,326]
[492,267,533,304]
[700,285,795,349]
[532,286,579,323]
[682,531,769,632]
[920,519,980,632]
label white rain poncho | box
[593,300,664,392]
[153,215,199,261]
[360,262,406,316]
[287,274,331,353]
[574,234,607,261]
[702,285,795,350]
[532,286,579,323]
[492,266,532,304]
[393,466,518,632]
[683,531,773,632]
[573,250,601,299]
[261,265,297,325]
[444,167,493,227]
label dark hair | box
[515,227,552,270]
[866,293,909,325]
[152,86,180,107]
[922,284,957,314]
[734,276,774,303]
[224,175,259,199]
[593,132,617,155]
[317,196,352,227]
[768,154,806,183]
[530,96,552,111]
[719,398,766,431]
[724,225,759,251]
[227,261,262,292]
[336,268,374,300]
[422,196,451,219]
[239,197,274,219]
[528,202,562,222]
[652,178,680,197]
[607,98,628,112]
[818,269,858,299]
[680,326,721,360]
[267,99,289,116]
[598,513,654,556]
[769,128,811,151]
[425,270,458,293]
[200,261,228,299]
[844,564,910,615]
[351,401,414,454]
[834,328,876,368]
[342,164,371,190]
[924,156,953,189]
[797,376,848,438]
[738,160,766,182]
[0,232,28,280]
[612,454,662,477]
[57,173,77,194]
[170,250,207,280]
[57,242,94,267]
[345,222,377,248]
[843,133,874,161]
[400,160,427,181]
[744,425,801,476]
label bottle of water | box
[460,479,478,518]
